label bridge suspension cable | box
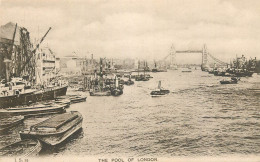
[207,53,228,65]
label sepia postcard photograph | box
[0,0,260,162]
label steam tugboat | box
[111,76,123,96]
[150,81,170,97]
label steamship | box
[0,77,67,108]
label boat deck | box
[34,113,78,129]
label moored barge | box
[0,116,24,132]
[0,104,66,117]
[20,111,83,146]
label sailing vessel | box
[20,111,83,146]
[150,81,170,96]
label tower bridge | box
[163,44,228,71]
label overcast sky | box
[0,0,260,63]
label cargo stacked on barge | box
[20,111,83,146]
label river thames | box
[1,70,259,157]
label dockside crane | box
[18,27,52,77]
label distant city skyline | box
[1,0,259,64]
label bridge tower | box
[201,44,209,71]
[169,44,177,69]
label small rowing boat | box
[0,139,42,157]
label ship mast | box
[138,60,140,76]
[143,61,146,76]
[4,23,17,82]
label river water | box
[1,70,259,157]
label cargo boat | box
[0,104,66,117]
[20,111,83,146]
[0,139,42,157]
[0,116,24,133]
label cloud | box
[1,0,260,64]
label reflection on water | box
[0,70,259,157]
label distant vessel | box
[182,68,192,73]
[150,81,170,96]
[124,75,134,85]
[20,111,83,146]
[135,75,149,81]
[225,55,256,77]
[220,77,238,84]
[182,70,192,73]
[135,61,150,81]
[0,139,42,157]
[89,58,123,96]
[152,61,167,72]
